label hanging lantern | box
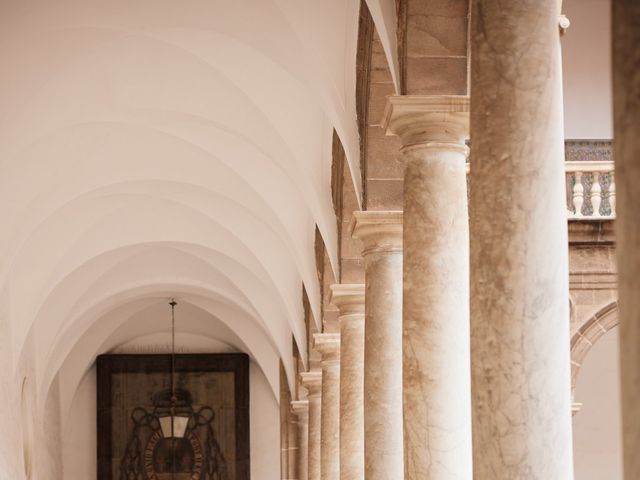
[155,299,190,439]
[119,299,228,478]
[158,408,189,439]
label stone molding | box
[328,284,365,316]
[350,211,403,256]
[291,400,309,420]
[313,333,341,364]
[381,95,470,145]
[569,272,617,291]
[300,371,323,396]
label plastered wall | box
[562,0,612,139]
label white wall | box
[573,326,623,480]
[249,361,280,480]
[62,359,280,480]
[562,0,612,139]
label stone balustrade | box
[464,159,615,219]
[566,161,615,219]
[564,140,614,220]
[464,141,614,220]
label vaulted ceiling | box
[0,0,399,422]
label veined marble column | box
[329,284,365,480]
[292,400,309,480]
[351,211,403,480]
[469,1,573,478]
[382,95,472,480]
[613,2,640,479]
[301,371,322,480]
[314,333,341,480]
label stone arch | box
[570,300,619,399]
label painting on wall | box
[97,353,250,480]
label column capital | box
[291,399,309,419]
[350,211,402,256]
[300,371,322,396]
[382,95,469,146]
[328,283,365,317]
[558,14,570,35]
[313,333,341,363]
[572,402,583,416]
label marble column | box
[281,376,292,480]
[382,95,472,479]
[329,284,365,480]
[288,405,300,479]
[314,333,341,480]
[613,2,640,479]
[469,1,573,478]
[292,400,309,480]
[351,211,403,480]
[301,371,322,480]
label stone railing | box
[565,140,614,220]
[566,161,615,219]
[464,141,614,219]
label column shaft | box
[383,95,472,480]
[292,400,309,480]
[469,1,573,478]
[301,372,322,480]
[613,2,640,479]
[315,333,341,480]
[329,284,365,480]
[281,376,292,480]
[288,408,299,479]
[351,212,403,480]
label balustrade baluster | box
[609,172,616,217]
[591,172,602,216]
[573,171,584,217]
[477,164,614,219]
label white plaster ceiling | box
[0,0,397,417]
